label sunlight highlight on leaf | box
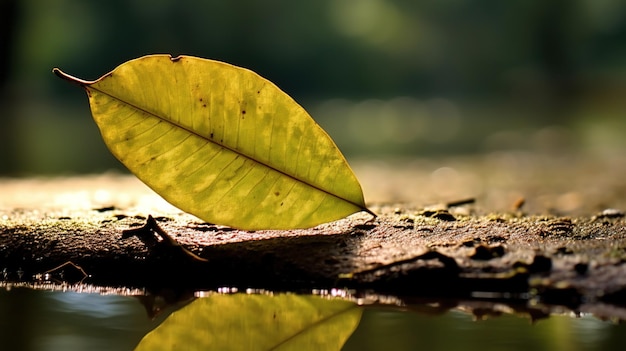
[53,55,373,230]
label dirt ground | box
[1,151,626,317]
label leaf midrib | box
[267,303,360,350]
[89,85,367,212]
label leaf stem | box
[52,68,95,87]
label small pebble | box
[574,262,588,275]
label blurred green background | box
[1,0,626,175]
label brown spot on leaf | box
[274,192,280,196]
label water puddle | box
[1,283,625,350]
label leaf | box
[133,294,363,351]
[53,54,373,230]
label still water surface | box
[0,287,624,351]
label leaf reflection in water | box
[133,293,362,351]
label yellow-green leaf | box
[53,55,373,230]
[133,294,363,351]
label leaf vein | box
[90,83,365,211]
[267,304,359,351]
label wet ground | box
[1,151,626,320]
